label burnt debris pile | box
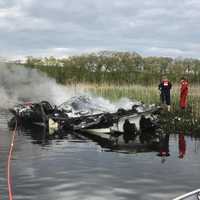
[8,96,163,148]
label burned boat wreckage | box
[8,96,164,148]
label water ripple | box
[1,111,200,200]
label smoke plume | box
[0,63,76,109]
[0,62,140,111]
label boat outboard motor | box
[123,119,137,144]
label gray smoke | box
[0,62,141,112]
[0,63,76,109]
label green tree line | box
[24,51,200,85]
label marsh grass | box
[80,83,200,135]
[59,82,200,135]
[85,84,199,113]
[83,84,159,103]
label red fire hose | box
[7,120,17,200]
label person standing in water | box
[158,76,172,111]
[179,77,189,109]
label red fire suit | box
[179,79,188,109]
[178,132,186,159]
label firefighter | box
[158,76,172,111]
[179,77,189,109]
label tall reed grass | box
[81,83,200,119]
[82,83,200,135]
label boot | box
[167,105,171,112]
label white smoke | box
[59,95,141,115]
[0,62,141,111]
[0,63,76,109]
[86,96,140,112]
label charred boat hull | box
[8,99,162,146]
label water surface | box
[1,111,200,200]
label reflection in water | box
[157,133,170,163]
[158,134,170,157]
[2,111,200,200]
[179,132,186,159]
[17,124,89,145]
[0,111,11,200]
[194,138,200,153]
[13,120,161,154]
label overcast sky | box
[0,0,200,59]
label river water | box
[1,111,200,200]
